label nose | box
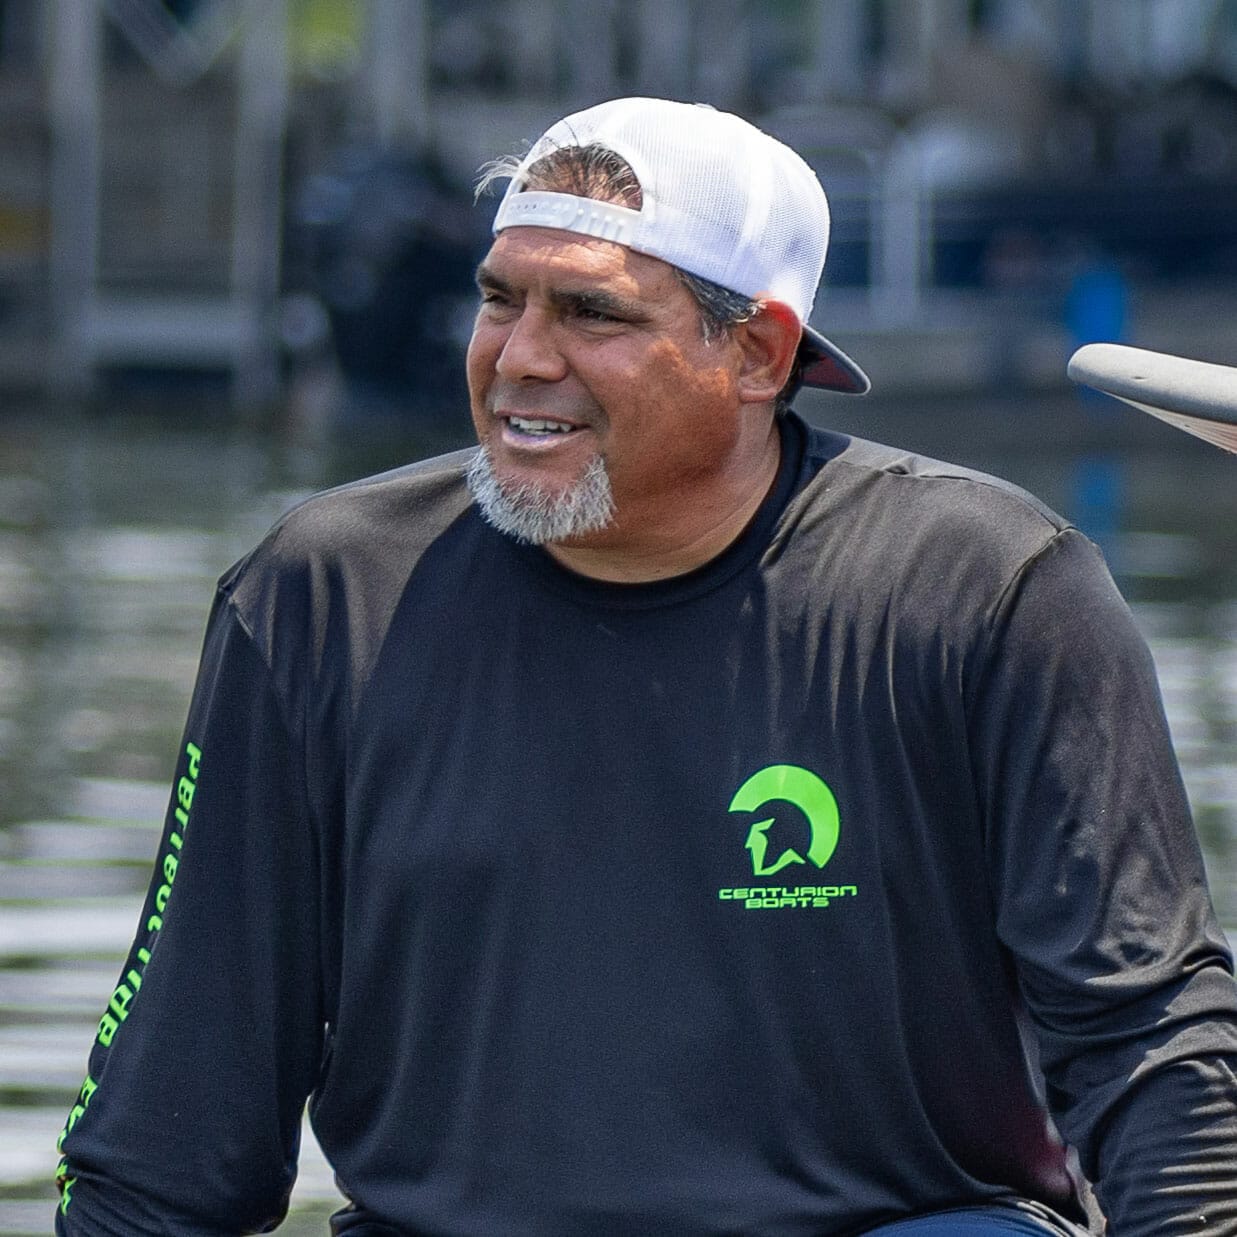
[494,306,568,383]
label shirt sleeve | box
[967,527,1237,1235]
[54,587,327,1235]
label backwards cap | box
[491,96,870,395]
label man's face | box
[466,226,764,559]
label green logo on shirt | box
[719,764,857,910]
[730,764,839,874]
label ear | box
[733,298,802,406]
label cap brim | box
[798,323,870,394]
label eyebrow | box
[474,263,510,295]
[474,263,646,321]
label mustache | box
[484,384,606,428]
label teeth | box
[509,416,574,435]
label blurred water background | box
[1,0,1237,1232]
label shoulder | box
[790,421,1072,582]
[812,425,1064,534]
[772,419,1106,646]
[218,446,479,642]
[258,446,477,561]
[235,446,474,570]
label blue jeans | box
[865,1204,1089,1235]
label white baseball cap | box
[490,96,870,395]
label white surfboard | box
[1067,343,1237,455]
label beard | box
[466,446,616,545]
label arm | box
[55,589,327,1235]
[968,528,1237,1234]
[1094,1055,1237,1229]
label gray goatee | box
[466,446,615,545]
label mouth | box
[501,414,586,443]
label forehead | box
[481,226,686,299]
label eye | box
[477,288,519,318]
[575,304,620,323]
[568,297,635,326]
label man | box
[56,97,1237,1235]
